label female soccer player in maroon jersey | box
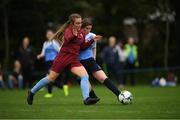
[27,13,102,105]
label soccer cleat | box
[91,96,100,104]
[63,85,69,96]
[93,97,100,104]
[27,90,34,105]
[44,93,53,98]
[83,97,100,105]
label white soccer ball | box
[118,90,133,105]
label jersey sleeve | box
[80,39,94,50]
[90,33,97,48]
[92,42,97,49]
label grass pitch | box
[0,85,180,119]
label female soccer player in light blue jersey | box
[37,29,63,98]
[80,18,121,102]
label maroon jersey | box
[51,26,94,73]
[60,26,94,55]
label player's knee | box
[47,74,56,82]
[98,79,105,83]
[93,72,107,83]
[80,75,89,81]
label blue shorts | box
[80,57,101,74]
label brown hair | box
[82,18,92,28]
[51,13,81,45]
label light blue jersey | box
[79,32,96,60]
[41,40,61,61]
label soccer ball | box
[118,90,133,105]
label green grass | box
[0,86,180,119]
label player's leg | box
[71,66,99,105]
[81,58,120,97]
[86,58,121,97]
[44,84,53,98]
[93,70,120,97]
[27,70,59,105]
[80,59,99,99]
[44,61,54,98]
[71,66,89,100]
[76,77,99,99]
[31,70,58,94]
[62,70,70,96]
[88,81,99,98]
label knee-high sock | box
[47,84,53,93]
[77,77,97,98]
[80,76,90,100]
[89,89,98,98]
[103,78,120,96]
[31,76,49,94]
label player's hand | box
[37,54,41,60]
[93,35,103,42]
[72,29,78,36]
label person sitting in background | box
[152,72,178,87]
[0,64,5,89]
[8,60,23,89]
[166,72,177,86]
[37,29,69,98]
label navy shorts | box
[80,57,101,74]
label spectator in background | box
[124,37,139,86]
[17,37,36,88]
[0,64,5,89]
[116,41,127,87]
[8,60,23,89]
[102,36,121,85]
[37,29,69,98]
[166,72,177,86]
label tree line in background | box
[0,0,179,69]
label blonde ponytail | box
[51,20,70,45]
[51,13,81,45]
